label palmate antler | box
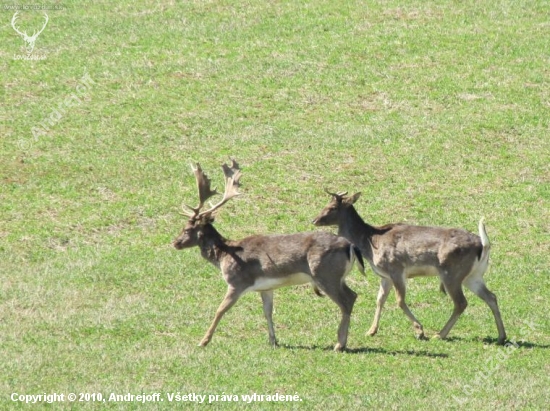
[182,163,218,216]
[181,159,241,218]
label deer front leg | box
[199,287,242,347]
[261,290,278,347]
[367,277,392,336]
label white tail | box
[476,218,491,271]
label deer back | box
[220,231,352,279]
[370,224,483,274]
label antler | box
[198,159,241,217]
[34,13,49,38]
[11,12,48,38]
[180,159,241,218]
[11,12,26,37]
[325,189,348,199]
[181,163,218,217]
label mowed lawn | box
[1,0,549,409]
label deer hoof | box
[334,343,346,352]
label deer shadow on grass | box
[513,340,550,349]
[442,336,550,349]
[280,344,449,358]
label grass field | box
[1,0,549,409]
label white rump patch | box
[246,273,312,293]
[463,253,490,293]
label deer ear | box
[344,192,361,205]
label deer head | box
[11,12,49,54]
[173,159,241,250]
[312,190,361,226]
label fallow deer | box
[312,191,507,344]
[173,161,364,351]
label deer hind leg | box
[334,283,357,352]
[199,287,243,347]
[367,276,393,336]
[316,278,357,352]
[392,274,426,339]
[260,290,278,347]
[463,276,507,345]
[436,276,468,340]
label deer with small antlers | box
[173,160,364,351]
[313,191,507,344]
[11,12,49,54]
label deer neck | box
[338,206,376,259]
[197,225,228,268]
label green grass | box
[1,0,549,409]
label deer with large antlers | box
[312,191,507,344]
[173,160,364,351]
